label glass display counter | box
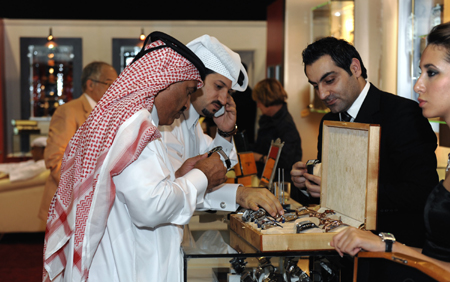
[183,209,344,282]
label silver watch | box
[379,232,396,252]
[207,146,231,170]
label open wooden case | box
[230,121,381,251]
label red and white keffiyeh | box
[43,39,203,282]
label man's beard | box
[201,100,223,118]
[201,108,214,118]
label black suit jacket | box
[316,84,438,247]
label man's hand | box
[291,161,322,198]
[175,154,208,178]
[194,153,227,190]
[304,173,321,198]
[213,94,236,141]
[291,161,307,188]
[236,187,284,217]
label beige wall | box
[284,0,398,162]
[0,2,407,162]
[2,19,266,154]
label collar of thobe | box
[346,80,370,119]
[83,93,97,109]
[183,103,200,130]
[151,105,160,127]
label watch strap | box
[385,240,393,252]
[218,124,238,138]
[216,149,231,170]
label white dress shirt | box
[159,104,240,212]
[340,81,370,122]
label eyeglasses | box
[90,79,112,87]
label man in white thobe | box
[160,35,284,215]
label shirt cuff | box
[183,168,208,203]
[203,184,240,211]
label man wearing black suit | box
[291,37,438,248]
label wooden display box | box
[230,121,380,252]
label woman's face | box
[414,44,450,123]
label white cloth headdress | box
[187,34,248,91]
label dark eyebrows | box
[423,63,437,69]
[308,71,337,85]
[217,80,228,87]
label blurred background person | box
[251,78,302,200]
[38,61,118,220]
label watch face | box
[379,232,396,241]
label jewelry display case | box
[229,121,380,252]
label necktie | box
[341,111,352,122]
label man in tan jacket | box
[38,61,118,220]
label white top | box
[88,107,209,282]
[341,81,370,122]
[159,104,240,212]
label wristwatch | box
[379,232,396,252]
[217,124,238,138]
[207,146,231,170]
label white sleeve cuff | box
[200,184,240,211]
[183,168,208,204]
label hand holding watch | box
[207,146,231,170]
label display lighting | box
[140,28,146,41]
[46,27,58,49]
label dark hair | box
[302,37,368,79]
[81,61,111,92]
[427,22,450,63]
[252,78,287,107]
[205,68,216,76]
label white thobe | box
[88,107,209,282]
[159,104,240,212]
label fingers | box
[331,228,353,257]
[304,173,321,198]
[291,161,306,171]
[330,227,382,257]
[291,162,306,188]
[197,153,208,160]
[226,93,236,109]
[306,173,321,186]
[260,196,284,217]
[236,187,284,217]
[255,189,284,217]
[292,176,306,189]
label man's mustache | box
[212,100,224,108]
